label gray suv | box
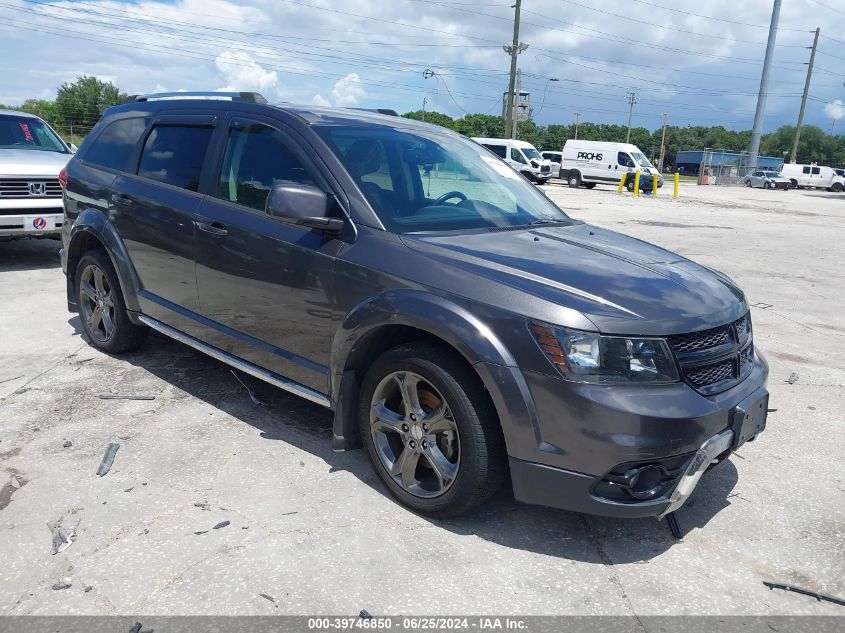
[60,92,768,518]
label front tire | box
[358,342,506,518]
[831,182,843,192]
[76,249,148,354]
[568,171,582,188]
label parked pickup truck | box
[0,109,73,240]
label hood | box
[401,223,746,335]
[0,149,71,177]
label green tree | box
[402,110,455,130]
[54,75,123,128]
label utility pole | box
[658,113,668,172]
[503,0,526,140]
[790,27,819,164]
[748,0,782,169]
[574,112,581,140]
[511,69,522,139]
[625,92,639,143]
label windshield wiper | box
[527,218,568,226]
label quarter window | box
[216,123,314,211]
[84,117,148,172]
[137,125,213,192]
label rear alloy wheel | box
[832,182,843,193]
[359,343,506,517]
[568,171,582,188]
[76,249,148,354]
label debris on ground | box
[763,581,845,607]
[281,511,298,516]
[230,370,268,407]
[48,520,73,555]
[97,394,155,401]
[193,501,211,511]
[62,440,72,448]
[128,623,141,633]
[359,610,373,619]
[786,373,799,384]
[194,530,208,535]
[124,487,134,493]
[51,582,71,591]
[665,512,683,539]
[213,520,230,530]
[96,443,120,476]
[84,586,93,593]
[259,593,275,602]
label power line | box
[626,0,808,32]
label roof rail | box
[122,91,268,104]
[351,108,399,116]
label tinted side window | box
[802,166,811,174]
[83,117,148,171]
[811,166,820,175]
[618,152,634,167]
[137,125,213,192]
[484,144,507,158]
[217,124,314,211]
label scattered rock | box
[359,610,373,619]
[786,373,799,384]
[194,530,208,535]
[193,501,211,511]
[96,443,120,477]
[808,406,816,410]
[259,593,275,602]
[51,582,71,591]
[63,440,72,448]
[84,586,93,593]
[48,520,73,555]
[124,487,134,493]
[213,520,230,530]
[242,526,249,530]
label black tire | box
[832,182,843,193]
[521,171,536,183]
[75,249,148,354]
[567,171,582,188]
[626,178,635,192]
[584,182,596,189]
[745,179,752,187]
[358,342,507,518]
[789,179,798,189]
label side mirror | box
[265,182,344,233]
[69,143,78,153]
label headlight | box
[530,160,539,168]
[530,323,680,384]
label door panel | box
[193,119,339,393]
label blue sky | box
[1,0,844,132]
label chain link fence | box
[696,149,784,186]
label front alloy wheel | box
[79,263,116,343]
[369,371,460,498]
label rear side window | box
[217,123,314,211]
[811,166,820,175]
[484,144,507,159]
[83,117,148,171]
[137,125,213,192]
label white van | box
[472,137,552,183]
[560,140,663,190]
[779,163,844,191]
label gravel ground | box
[0,181,842,617]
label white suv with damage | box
[0,110,73,240]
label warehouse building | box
[674,150,782,177]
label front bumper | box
[0,211,63,237]
[497,348,769,518]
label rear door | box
[192,115,340,393]
[111,113,217,331]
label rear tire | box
[75,249,148,354]
[832,182,843,192]
[358,342,507,518]
[567,171,582,188]
[745,180,752,187]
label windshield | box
[316,125,572,233]
[762,172,780,178]
[0,115,67,152]
[522,147,541,160]
[630,151,654,169]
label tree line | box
[3,76,842,168]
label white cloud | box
[824,100,845,121]
[331,73,365,107]
[215,50,279,96]
[311,94,332,107]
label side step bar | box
[137,315,332,408]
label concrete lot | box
[0,182,843,616]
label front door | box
[193,116,339,393]
[111,115,216,333]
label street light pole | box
[625,92,639,143]
[658,113,668,172]
[748,0,782,168]
[790,27,820,164]
[574,112,581,140]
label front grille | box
[0,178,62,199]
[668,325,730,352]
[669,313,753,394]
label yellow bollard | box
[616,173,626,193]
[652,174,658,196]
[633,169,640,197]
[673,171,680,198]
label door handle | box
[111,194,132,207]
[193,216,228,236]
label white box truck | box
[559,140,663,190]
[779,163,844,191]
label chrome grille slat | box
[0,178,62,199]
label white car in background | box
[0,110,73,240]
[540,150,562,178]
